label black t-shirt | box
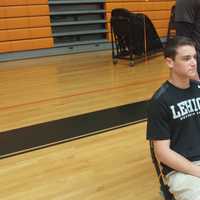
[175,0,197,23]
[147,80,200,174]
[175,0,200,49]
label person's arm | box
[153,139,200,177]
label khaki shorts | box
[166,161,200,200]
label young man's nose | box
[191,58,197,66]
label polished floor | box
[0,50,168,199]
[0,50,168,132]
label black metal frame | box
[166,5,176,44]
[149,141,176,200]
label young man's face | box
[169,45,197,79]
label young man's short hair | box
[164,37,196,60]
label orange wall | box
[105,0,175,39]
[0,1,176,54]
[0,0,53,53]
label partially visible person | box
[147,37,200,200]
[175,0,200,79]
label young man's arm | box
[153,139,200,177]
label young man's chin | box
[188,72,199,80]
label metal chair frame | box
[166,5,176,43]
[111,9,135,66]
[149,141,176,200]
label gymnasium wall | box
[0,0,53,53]
[0,0,175,55]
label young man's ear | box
[165,57,174,69]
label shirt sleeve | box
[146,98,171,140]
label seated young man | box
[146,37,200,200]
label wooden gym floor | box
[0,50,168,199]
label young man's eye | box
[182,56,196,61]
[183,57,190,61]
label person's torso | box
[153,80,200,174]
[175,0,197,23]
[175,0,200,49]
[158,81,200,160]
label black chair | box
[111,8,163,66]
[149,141,176,200]
[166,5,176,44]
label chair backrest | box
[111,8,148,55]
[149,141,176,200]
[111,8,134,51]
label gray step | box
[52,20,107,26]
[53,29,108,37]
[55,39,108,47]
[51,10,105,15]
